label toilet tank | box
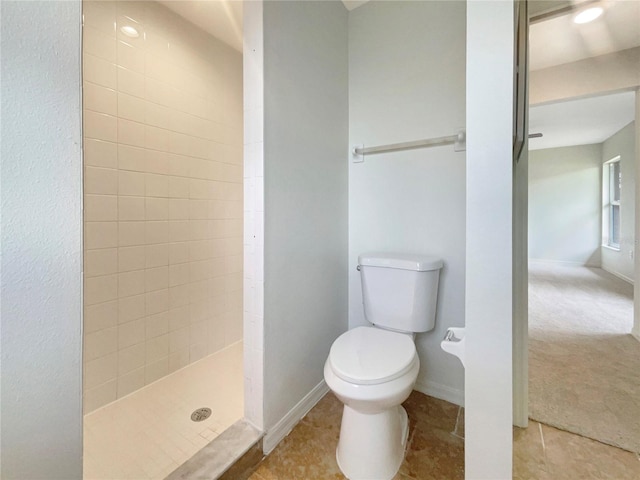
[359,253,443,333]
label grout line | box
[533,418,640,454]
[537,422,553,475]
[451,406,464,439]
[538,423,547,450]
[538,422,546,451]
[84,106,242,149]
[83,55,243,130]
[246,470,264,480]
[85,342,243,417]
[452,406,460,433]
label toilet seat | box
[329,326,417,386]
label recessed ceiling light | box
[573,6,604,24]
[120,25,139,38]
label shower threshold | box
[165,420,263,479]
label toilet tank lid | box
[358,252,443,271]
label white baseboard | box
[263,380,329,454]
[601,266,634,285]
[528,258,599,268]
[414,379,464,407]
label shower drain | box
[191,407,212,422]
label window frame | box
[603,156,621,250]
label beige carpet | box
[528,263,640,453]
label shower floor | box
[83,341,243,479]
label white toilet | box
[324,252,443,480]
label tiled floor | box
[250,391,463,480]
[514,420,640,479]
[83,342,243,480]
[250,391,640,480]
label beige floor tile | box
[541,423,640,479]
[513,421,553,480]
[249,391,464,480]
[249,391,640,480]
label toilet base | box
[336,404,409,480]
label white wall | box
[242,0,265,432]
[529,144,603,266]
[348,0,466,406]
[466,0,514,477]
[262,0,349,436]
[601,122,636,283]
[0,1,83,477]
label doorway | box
[522,0,640,453]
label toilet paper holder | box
[440,327,466,368]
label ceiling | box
[529,1,638,150]
[529,0,640,71]
[164,1,640,70]
[162,1,636,152]
[158,0,360,49]
[158,0,243,52]
[529,0,573,16]
[528,91,636,151]
[342,0,369,11]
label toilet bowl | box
[324,326,419,480]
[324,253,443,480]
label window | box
[603,157,621,249]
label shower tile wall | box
[82,0,243,413]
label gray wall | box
[529,144,603,266]
[347,0,466,405]
[602,121,636,282]
[1,1,83,478]
[263,0,349,430]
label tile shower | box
[82,0,243,414]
